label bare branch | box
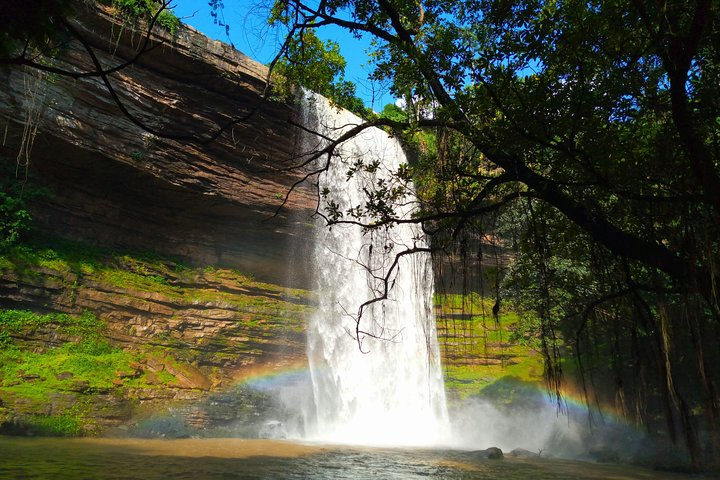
[1,1,171,79]
[351,245,433,350]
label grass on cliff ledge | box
[0,310,176,394]
[1,236,310,307]
[0,234,311,343]
[0,237,311,347]
[435,293,545,402]
[1,238,185,297]
[0,309,180,435]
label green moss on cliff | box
[0,309,169,435]
[0,310,178,394]
[0,309,100,337]
[436,293,544,402]
[0,237,312,436]
[24,413,85,436]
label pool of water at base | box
[0,437,709,480]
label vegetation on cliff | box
[0,175,32,252]
[109,0,179,34]
[0,237,311,436]
[0,309,165,435]
[1,1,179,59]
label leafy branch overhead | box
[275,0,719,299]
[272,0,720,469]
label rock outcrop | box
[0,250,311,434]
[0,256,308,369]
[0,3,315,287]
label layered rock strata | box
[0,4,314,287]
[0,252,310,433]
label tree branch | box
[1,2,170,79]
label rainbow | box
[232,361,310,392]
[521,380,630,427]
[231,363,632,436]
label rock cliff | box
[0,3,316,436]
[0,3,314,287]
[0,4,540,439]
[0,246,311,435]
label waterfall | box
[300,91,449,446]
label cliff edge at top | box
[0,3,314,287]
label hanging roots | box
[16,66,48,188]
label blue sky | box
[170,0,394,109]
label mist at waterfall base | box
[255,91,654,461]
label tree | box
[0,0,74,57]
[272,27,367,114]
[267,0,719,469]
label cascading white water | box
[300,91,449,446]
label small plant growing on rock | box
[112,0,180,35]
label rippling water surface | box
[0,437,700,479]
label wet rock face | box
[470,447,503,460]
[0,5,319,437]
[0,260,309,374]
[0,257,311,435]
[125,384,299,439]
[0,4,315,287]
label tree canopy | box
[267,0,720,468]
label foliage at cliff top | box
[270,27,368,115]
[109,0,180,34]
[0,1,179,58]
[0,0,74,57]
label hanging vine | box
[16,66,48,190]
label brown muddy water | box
[0,437,707,479]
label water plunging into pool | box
[299,92,449,446]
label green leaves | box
[0,161,50,251]
[0,0,74,57]
[0,192,31,251]
[113,0,180,34]
[271,17,367,115]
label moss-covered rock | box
[435,293,545,402]
[0,239,312,436]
